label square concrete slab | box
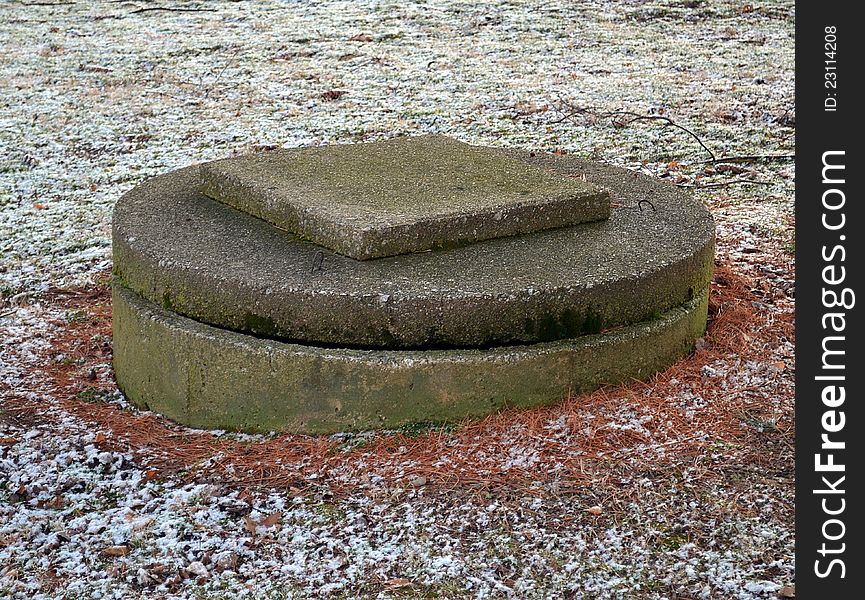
[199,135,610,260]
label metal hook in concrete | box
[638,199,656,212]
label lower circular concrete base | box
[113,283,709,434]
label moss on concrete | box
[529,305,603,342]
[242,312,279,337]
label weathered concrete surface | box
[113,283,710,434]
[199,135,610,260]
[112,152,715,349]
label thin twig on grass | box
[203,50,239,99]
[129,7,217,16]
[606,111,716,161]
[707,154,795,163]
[676,179,774,189]
[545,101,716,160]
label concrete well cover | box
[199,135,610,260]
[111,144,715,433]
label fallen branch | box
[129,6,217,15]
[707,154,795,164]
[607,111,716,161]
[546,102,716,160]
[676,179,774,189]
[545,105,593,125]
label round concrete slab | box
[113,283,709,434]
[112,150,714,348]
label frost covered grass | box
[1,1,794,598]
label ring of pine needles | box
[5,251,793,498]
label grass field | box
[1,1,794,597]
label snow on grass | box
[1,1,794,597]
